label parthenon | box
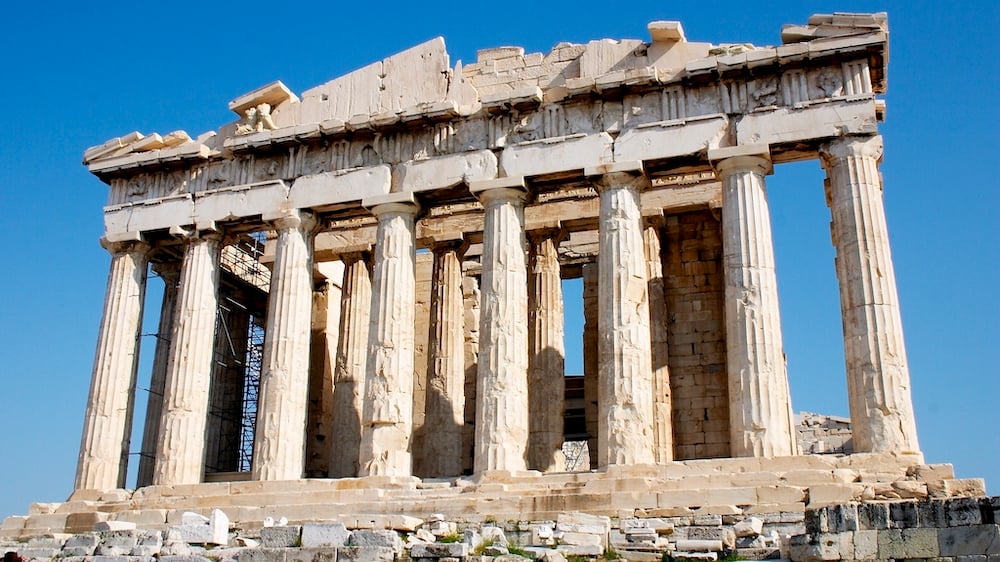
[9,13,994,553]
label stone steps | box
[1,454,980,540]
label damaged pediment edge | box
[84,130,219,170]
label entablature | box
[86,12,888,245]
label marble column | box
[820,135,919,454]
[330,252,372,478]
[581,263,600,470]
[588,163,656,467]
[252,210,317,481]
[423,240,467,477]
[359,193,420,477]
[709,145,796,458]
[137,261,180,488]
[527,229,566,472]
[470,178,530,473]
[154,232,222,485]
[644,220,674,463]
[306,260,345,477]
[75,240,149,491]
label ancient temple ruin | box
[5,14,992,552]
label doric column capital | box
[819,135,884,168]
[337,250,372,267]
[428,237,469,256]
[267,209,318,233]
[527,227,566,246]
[709,144,772,177]
[363,192,421,218]
[151,260,182,282]
[470,176,529,206]
[586,161,649,193]
[99,237,150,256]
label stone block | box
[114,510,168,527]
[347,530,403,553]
[949,498,985,527]
[981,498,998,525]
[262,526,303,547]
[688,527,735,549]
[943,479,988,498]
[240,547,290,562]
[757,485,807,504]
[734,517,763,537]
[918,499,951,528]
[939,525,1000,556]
[65,511,110,533]
[337,546,396,562]
[288,548,339,562]
[131,530,164,556]
[410,543,470,558]
[500,133,613,178]
[301,523,351,548]
[858,502,890,530]
[555,544,602,556]
[853,529,878,560]
[675,539,723,552]
[481,525,509,547]
[63,533,101,556]
[889,500,920,528]
[559,531,603,546]
[788,534,840,562]
[95,521,137,531]
[878,528,939,559]
[808,484,859,506]
[691,514,722,526]
[158,555,216,562]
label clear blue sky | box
[1,1,996,519]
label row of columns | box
[75,134,920,491]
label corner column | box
[709,145,796,457]
[330,252,372,478]
[76,239,149,491]
[359,193,420,477]
[820,135,919,454]
[154,232,222,485]
[252,210,317,481]
[588,163,656,467]
[470,177,530,473]
[527,228,566,472]
[137,261,180,488]
[423,240,467,477]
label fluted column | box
[252,210,317,481]
[644,220,674,463]
[588,163,656,467]
[75,240,149,491]
[820,135,919,454]
[137,261,180,488]
[423,240,467,477]
[359,193,420,477]
[154,232,222,485]
[330,252,372,478]
[582,263,600,469]
[470,178,530,473]
[527,229,566,472]
[709,145,796,457]
[306,260,345,477]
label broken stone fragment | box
[733,517,764,537]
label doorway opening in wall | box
[767,161,851,454]
[561,275,591,471]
